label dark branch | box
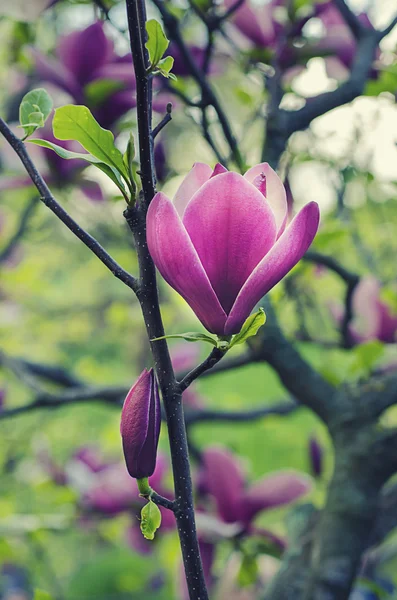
[152,0,244,171]
[152,102,172,139]
[333,0,363,39]
[257,299,336,423]
[0,196,39,263]
[304,251,360,347]
[0,118,139,293]
[185,400,297,425]
[178,347,227,392]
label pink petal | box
[210,163,228,178]
[172,163,213,217]
[225,0,276,46]
[57,22,114,86]
[183,172,277,314]
[242,471,312,523]
[80,180,105,202]
[201,447,246,524]
[244,162,288,235]
[225,201,319,334]
[147,192,227,334]
[350,276,382,342]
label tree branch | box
[257,300,336,423]
[152,102,172,139]
[304,251,360,347]
[185,400,297,425]
[0,196,39,263]
[333,0,363,39]
[0,118,139,293]
[125,1,209,597]
[152,0,244,171]
[178,347,227,392]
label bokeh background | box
[1,0,397,598]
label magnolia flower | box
[186,447,312,597]
[147,162,319,335]
[31,22,167,130]
[223,0,282,49]
[349,277,397,345]
[121,369,161,479]
[199,447,312,530]
[314,2,377,81]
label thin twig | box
[0,118,139,293]
[0,196,39,263]
[179,347,227,392]
[304,251,360,347]
[152,102,173,139]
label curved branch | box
[0,118,139,293]
[178,347,227,392]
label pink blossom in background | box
[31,22,168,130]
[349,277,397,345]
[314,1,377,81]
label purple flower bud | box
[308,436,323,478]
[120,369,161,479]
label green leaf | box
[229,308,266,348]
[237,554,259,587]
[19,88,53,137]
[350,340,385,378]
[53,105,128,180]
[155,56,177,80]
[151,332,218,346]
[84,79,124,106]
[33,590,54,600]
[28,139,129,200]
[145,19,169,69]
[140,500,162,540]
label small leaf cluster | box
[19,89,138,204]
[145,19,177,80]
[152,308,267,350]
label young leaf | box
[140,499,162,540]
[151,332,218,346]
[28,139,129,200]
[145,19,169,68]
[229,308,266,348]
[123,134,137,201]
[53,105,128,180]
[155,56,177,80]
[19,88,53,137]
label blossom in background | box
[40,445,175,553]
[332,276,397,345]
[0,122,104,201]
[223,0,283,49]
[120,368,161,480]
[314,1,376,80]
[147,162,319,335]
[192,447,312,593]
[199,447,312,531]
[31,21,166,131]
